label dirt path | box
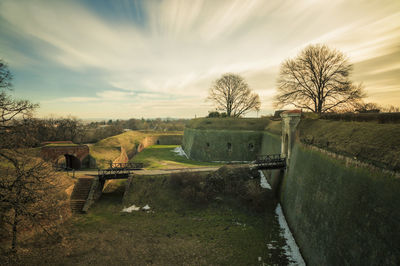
[74,166,221,178]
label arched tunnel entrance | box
[64,154,81,169]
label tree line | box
[1,116,189,147]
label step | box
[70,178,94,213]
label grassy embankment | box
[298,119,400,171]
[8,169,294,265]
[186,117,271,130]
[89,131,183,169]
[44,143,80,147]
[129,145,222,169]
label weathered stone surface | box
[41,145,90,169]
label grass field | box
[89,131,183,169]
[44,143,80,147]
[130,145,222,169]
[5,174,293,265]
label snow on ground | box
[172,146,189,159]
[121,205,140,212]
[258,170,272,189]
[122,204,152,212]
[275,204,306,266]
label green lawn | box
[89,131,183,169]
[130,145,222,169]
[44,143,80,147]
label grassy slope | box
[8,175,292,265]
[298,119,400,170]
[130,145,222,169]
[44,144,80,147]
[90,131,183,168]
[187,117,271,131]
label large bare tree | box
[275,44,365,113]
[208,73,261,117]
[0,60,67,252]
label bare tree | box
[208,73,261,117]
[0,60,37,130]
[0,153,66,251]
[275,44,365,113]
[0,60,67,252]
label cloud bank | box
[0,0,399,118]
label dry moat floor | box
[4,174,296,265]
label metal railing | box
[108,162,144,170]
[254,154,286,170]
[97,162,144,180]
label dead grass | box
[298,119,400,170]
[5,172,292,265]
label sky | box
[0,0,399,119]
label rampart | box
[182,116,400,265]
[262,118,400,265]
[182,128,264,161]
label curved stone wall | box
[182,128,264,161]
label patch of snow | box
[259,170,272,189]
[142,204,151,211]
[233,221,246,227]
[275,204,306,266]
[172,146,189,159]
[121,205,140,212]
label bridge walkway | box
[251,154,286,170]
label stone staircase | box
[70,177,94,213]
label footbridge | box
[252,154,286,170]
[98,162,144,180]
[71,163,144,213]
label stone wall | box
[182,128,264,161]
[280,143,400,265]
[261,118,400,266]
[41,145,90,169]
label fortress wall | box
[182,118,400,265]
[136,134,182,154]
[259,131,284,194]
[256,123,400,265]
[182,128,264,161]
[280,142,400,266]
[157,134,182,145]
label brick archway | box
[41,145,89,169]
